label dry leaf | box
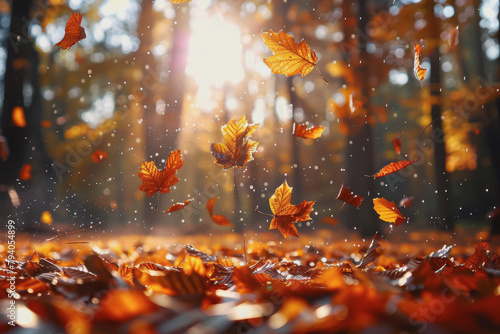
[138,150,184,197]
[392,136,401,155]
[414,44,427,97]
[55,13,86,50]
[164,199,193,213]
[367,159,419,179]
[19,163,32,181]
[0,135,9,161]
[210,115,259,169]
[293,124,324,139]
[268,181,315,238]
[207,198,232,226]
[12,106,26,127]
[336,185,363,209]
[322,217,339,226]
[373,198,407,226]
[262,29,327,82]
[399,196,415,208]
[91,150,107,163]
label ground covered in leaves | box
[1,230,500,334]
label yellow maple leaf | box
[262,29,328,83]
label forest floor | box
[1,229,500,334]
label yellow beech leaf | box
[373,198,407,226]
[262,30,328,83]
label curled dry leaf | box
[392,136,401,155]
[138,149,184,197]
[91,150,107,163]
[448,26,459,52]
[373,198,407,226]
[414,44,427,97]
[367,159,419,179]
[293,123,324,139]
[336,184,363,209]
[399,196,415,208]
[164,198,193,213]
[210,115,259,169]
[268,180,315,238]
[55,13,86,50]
[262,29,327,83]
[206,198,233,226]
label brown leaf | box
[262,30,327,82]
[293,123,325,139]
[55,13,86,50]
[164,198,193,213]
[367,159,419,178]
[322,216,339,226]
[207,197,233,226]
[336,184,363,209]
[373,198,407,226]
[268,181,315,238]
[138,149,184,197]
[357,233,383,269]
[0,135,9,161]
[210,115,259,169]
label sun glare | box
[187,15,244,90]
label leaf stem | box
[315,66,329,83]
[234,167,239,199]
[255,205,274,218]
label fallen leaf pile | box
[1,232,499,333]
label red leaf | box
[322,217,339,225]
[367,159,419,178]
[91,150,108,163]
[399,196,415,208]
[336,184,363,209]
[19,163,32,181]
[207,198,232,226]
[55,13,86,50]
[0,135,9,161]
[392,136,401,155]
[164,199,193,213]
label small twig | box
[243,234,247,265]
[45,222,101,242]
[255,205,274,218]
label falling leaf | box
[399,196,415,208]
[12,106,26,127]
[206,198,233,226]
[322,216,339,226]
[55,13,86,50]
[448,26,458,52]
[12,58,30,70]
[19,163,32,181]
[210,115,259,169]
[367,159,419,178]
[336,184,363,209]
[41,211,53,225]
[138,150,184,197]
[392,136,401,155]
[414,44,427,97]
[0,135,9,161]
[91,150,108,163]
[262,29,328,83]
[293,123,324,139]
[349,91,362,114]
[373,198,407,226]
[40,120,52,128]
[164,199,193,213]
[268,180,315,238]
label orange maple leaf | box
[55,13,86,50]
[138,150,184,197]
[414,44,427,97]
[267,181,315,238]
[293,123,324,139]
[206,198,232,226]
[367,159,419,179]
[262,30,328,83]
[373,198,407,226]
[210,115,259,169]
